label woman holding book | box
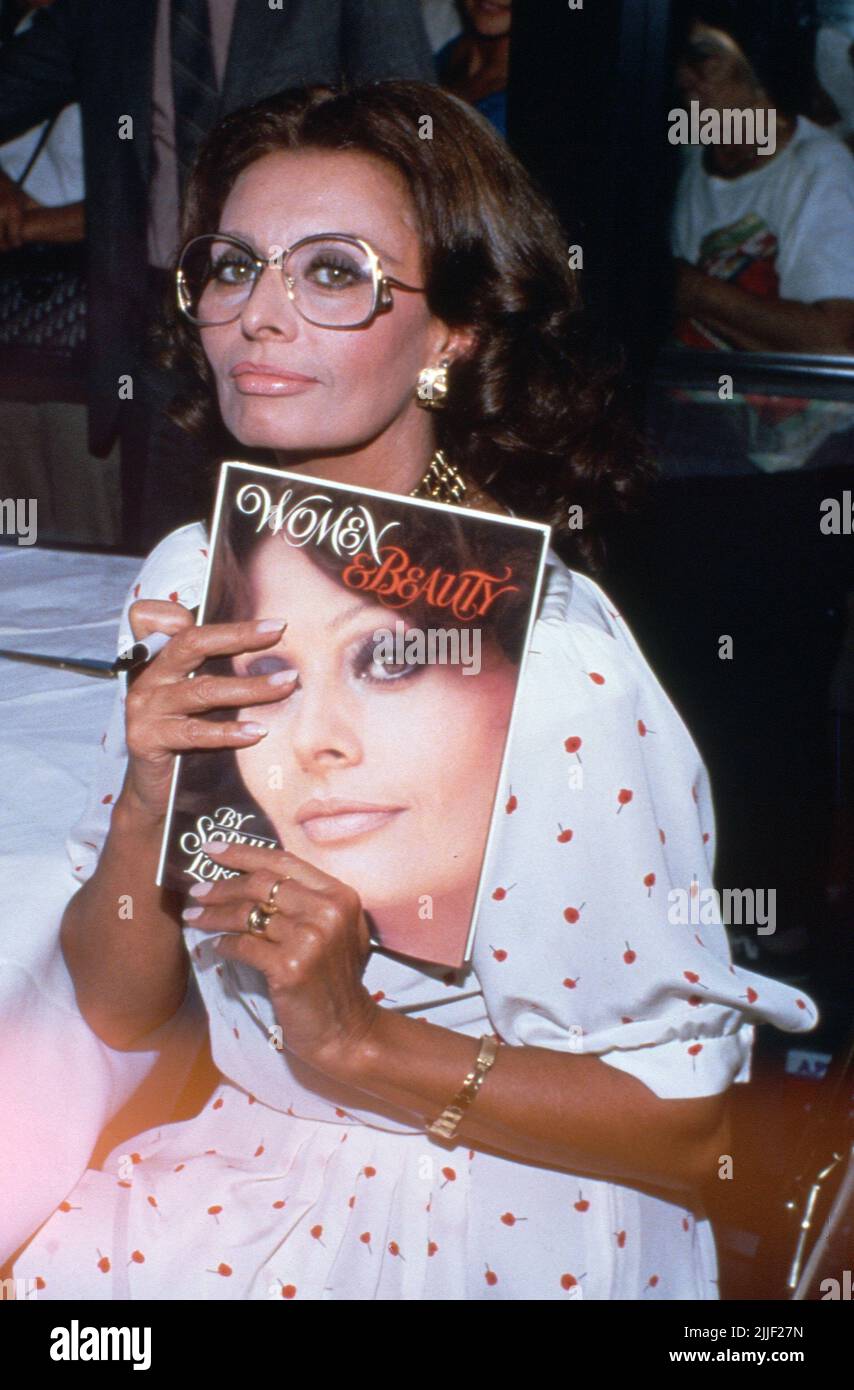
[11,82,819,1300]
[169,482,544,968]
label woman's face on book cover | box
[199,147,455,456]
[232,538,518,912]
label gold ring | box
[246,903,272,937]
[259,874,290,916]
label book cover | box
[157,461,551,968]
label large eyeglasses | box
[175,232,425,329]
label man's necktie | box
[171,0,221,197]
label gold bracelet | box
[425,1033,502,1141]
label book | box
[157,460,551,968]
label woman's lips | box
[230,362,318,396]
[297,801,406,845]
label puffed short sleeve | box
[471,567,820,1100]
[65,522,210,886]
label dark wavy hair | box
[158,79,651,572]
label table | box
[0,544,137,852]
[0,544,203,1267]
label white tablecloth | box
[0,545,186,1264]
[0,545,137,851]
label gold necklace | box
[409,449,468,505]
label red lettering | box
[340,547,519,617]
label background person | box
[671,1,854,355]
[0,0,121,545]
[434,0,511,138]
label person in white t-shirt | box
[0,1,115,547]
[671,11,854,355]
[0,1,83,249]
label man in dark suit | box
[0,0,436,549]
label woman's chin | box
[297,856,435,913]
[224,402,320,452]
[227,419,295,451]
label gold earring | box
[415,357,450,410]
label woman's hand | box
[121,599,297,823]
[181,839,380,1073]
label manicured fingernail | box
[238,722,268,737]
[256,619,287,633]
[188,881,214,897]
[202,840,230,855]
[182,906,204,920]
[268,669,298,686]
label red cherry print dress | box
[10,522,820,1300]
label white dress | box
[12,522,820,1301]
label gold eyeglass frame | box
[175,231,426,329]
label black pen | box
[0,611,200,681]
[0,631,177,680]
